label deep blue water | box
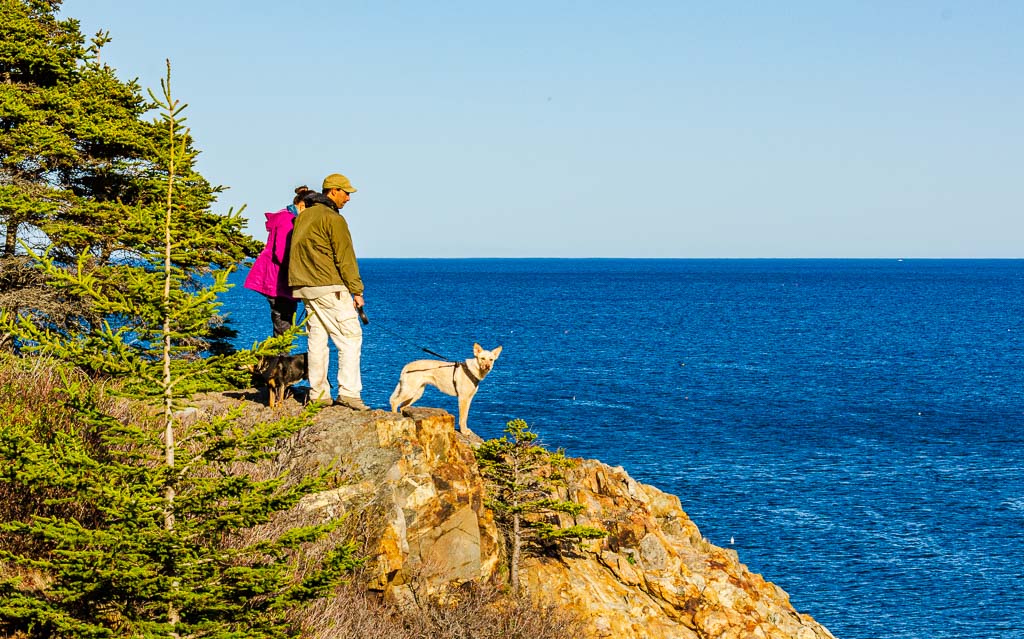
[223,259,1024,639]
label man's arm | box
[330,216,364,298]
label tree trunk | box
[511,512,521,594]
[3,217,17,257]
[161,60,181,638]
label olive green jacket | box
[287,201,364,296]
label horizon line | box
[350,256,1024,260]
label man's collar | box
[305,192,338,212]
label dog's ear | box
[473,343,482,356]
[491,345,502,359]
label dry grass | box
[0,354,147,533]
[297,579,586,639]
[0,353,145,432]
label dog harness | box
[457,362,481,387]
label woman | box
[244,186,314,336]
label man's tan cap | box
[322,173,357,193]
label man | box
[287,172,369,409]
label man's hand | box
[353,295,369,325]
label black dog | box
[250,353,308,408]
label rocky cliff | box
[205,395,836,639]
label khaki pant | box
[304,291,362,402]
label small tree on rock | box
[475,419,606,593]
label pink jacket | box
[244,207,296,299]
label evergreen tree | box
[1,0,148,259]
[475,419,607,594]
[0,64,358,639]
[0,0,259,352]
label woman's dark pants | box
[267,296,299,336]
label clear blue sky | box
[63,1,1022,257]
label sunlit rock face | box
[229,396,835,639]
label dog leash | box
[357,307,459,363]
[295,298,459,363]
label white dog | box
[389,343,502,434]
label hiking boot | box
[308,393,332,407]
[334,395,370,411]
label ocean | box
[223,259,1024,639]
